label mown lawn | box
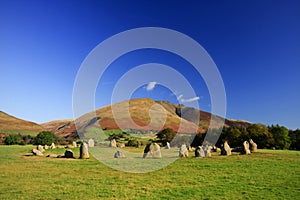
[0,145,299,199]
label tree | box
[4,135,19,145]
[289,129,300,150]
[246,124,273,148]
[269,125,291,149]
[191,133,205,147]
[156,128,176,145]
[34,131,55,145]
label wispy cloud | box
[146,82,157,91]
[181,96,200,102]
[177,94,200,103]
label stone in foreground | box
[109,139,117,148]
[64,150,74,158]
[221,141,232,156]
[143,143,162,158]
[249,139,257,152]
[242,141,251,155]
[179,144,189,158]
[72,141,77,148]
[32,149,43,156]
[114,150,125,158]
[80,142,89,159]
[195,146,205,158]
[37,145,45,152]
[88,139,94,148]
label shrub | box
[156,128,176,145]
[4,135,19,145]
[34,131,55,145]
[127,138,139,147]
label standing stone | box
[50,143,56,149]
[179,144,189,158]
[32,149,43,156]
[212,146,221,152]
[109,139,117,148]
[117,143,125,148]
[242,141,251,155]
[204,145,212,157]
[195,146,205,158]
[114,150,125,158]
[88,139,94,148]
[151,143,162,158]
[72,141,77,148]
[37,145,45,152]
[80,142,89,159]
[249,139,257,152]
[143,143,162,158]
[221,141,232,156]
[166,142,171,149]
[46,154,58,158]
[64,150,74,158]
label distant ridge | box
[42,98,251,138]
[0,111,43,135]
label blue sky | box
[0,0,299,130]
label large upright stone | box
[72,141,77,148]
[204,145,212,157]
[179,144,189,158]
[166,142,171,149]
[88,139,94,148]
[143,143,162,158]
[32,149,43,156]
[242,141,251,155]
[50,143,56,149]
[80,142,89,159]
[117,143,125,148]
[221,141,232,156]
[195,146,205,158]
[64,150,74,158]
[37,145,45,152]
[249,139,257,152]
[109,139,117,148]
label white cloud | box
[181,96,200,103]
[177,94,183,101]
[177,94,200,103]
[146,82,157,91]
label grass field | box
[0,145,299,199]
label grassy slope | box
[0,145,299,199]
[0,111,43,136]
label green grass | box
[0,129,40,136]
[0,145,299,199]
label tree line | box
[155,124,299,150]
[191,124,299,150]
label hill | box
[42,98,251,138]
[0,111,44,135]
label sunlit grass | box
[0,145,299,199]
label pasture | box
[0,145,299,199]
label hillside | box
[42,98,251,138]
[0,111,44,135]
[40,119,76,139]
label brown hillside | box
[41,119,76,139]
[75,98,200,133]
[44,98,251,138]
[0,111,43,134]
